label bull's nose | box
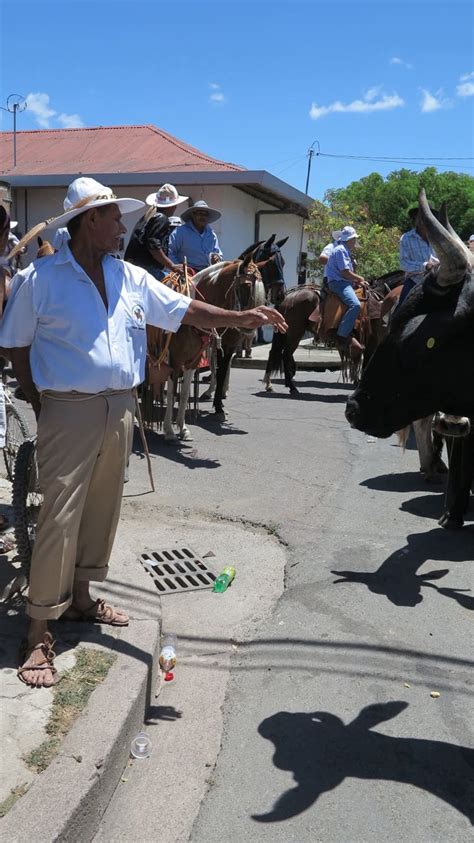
[345,398,360,427]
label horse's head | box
[253,235,287,304]
[235,250,265,313]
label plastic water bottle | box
[130,731,152,759]
[212,566,236,593]
[159,634,177,672]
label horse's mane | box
[192,261,235,285]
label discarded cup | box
[130,731,152,759]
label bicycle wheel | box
[4,402,30,481]
[13,439,42,575]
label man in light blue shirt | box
[398,207,439,305]
[2,178,287,688]
[326,226,367,352]
[168,200,223,271]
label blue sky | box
[1,0,473,200]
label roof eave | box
[3,169,313,217]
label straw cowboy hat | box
[181,200,221,225]
[8,177,144,259]
[145,184,188,208]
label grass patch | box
[0,783,30,818]
[24,648,116,774]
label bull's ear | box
[276,236,289,248]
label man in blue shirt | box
[168,200,223,272]
[398,207,439,306]
[326,226,367,352]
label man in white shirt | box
[1,177,287,688]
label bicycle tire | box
[12,439,42,575]
[4,402,30,481]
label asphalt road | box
[110,368,473,841]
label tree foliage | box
[306,167,474,281]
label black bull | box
[345,271,474,529]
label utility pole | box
[298,141,319,280]
[1,95,27,168]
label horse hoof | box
[265,385,273,392]
[214,411,227,422]
[164,432,178,444]
[200,390,212,401]
[289,386,299,395]
[178,430,193,442]
[438,513,463,530]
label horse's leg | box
[200,346,216,401]
[439,434,473,529]
[222,352,234,399]
[283,338,298,394]
[213,348,233,419]
[163,375,178,443]
[175,368,194,441]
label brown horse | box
[147,252,264,441]
[263,270,404,394]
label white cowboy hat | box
[44,177,144,231]
[8,177,145,259]
[146,184,188,208]
[339,225,359,242]
[181,200,221,225]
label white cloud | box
[208,83,227,105]
[390,56,413,70]
[420,88,450,112]
[26,91,84,129]
[57,113,84,129]
[309,91,404,120]
[456,72,474,97]
[26,92,56,128]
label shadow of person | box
[253,702,474,824]
[331,528,474,610]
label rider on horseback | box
[326,226,368,353]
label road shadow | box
[252,701,474,824]
[132,430,220,470]
[254,390,348,404]
[285,378,353,391]
[331,527,474,610]
[362,472,447,493]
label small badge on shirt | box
[131,304,145,330]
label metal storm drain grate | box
[139,547,217,594]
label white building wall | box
[13,184,307,283]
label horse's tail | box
[265,331,287,377]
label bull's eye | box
[426,337,436,349]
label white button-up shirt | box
[0,243,191,393]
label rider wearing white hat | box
[125,183,188,279]
[326,225,367,351]
[0,176,288,689]
[168,199,223,272]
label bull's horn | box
[418,189,470,287]
[438,201,471,253]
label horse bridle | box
[225,260,262,311]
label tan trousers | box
[27,390,135,620]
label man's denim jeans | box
[328,279,361,338]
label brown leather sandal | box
[62,598,129,626]
[17,632,59,687]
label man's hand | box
[238,307,288,333]
[171,263,184,273]
[209,253,221,265]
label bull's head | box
[345,190,474,437]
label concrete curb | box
[1,616,161,843]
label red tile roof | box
[0,124,245,177]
